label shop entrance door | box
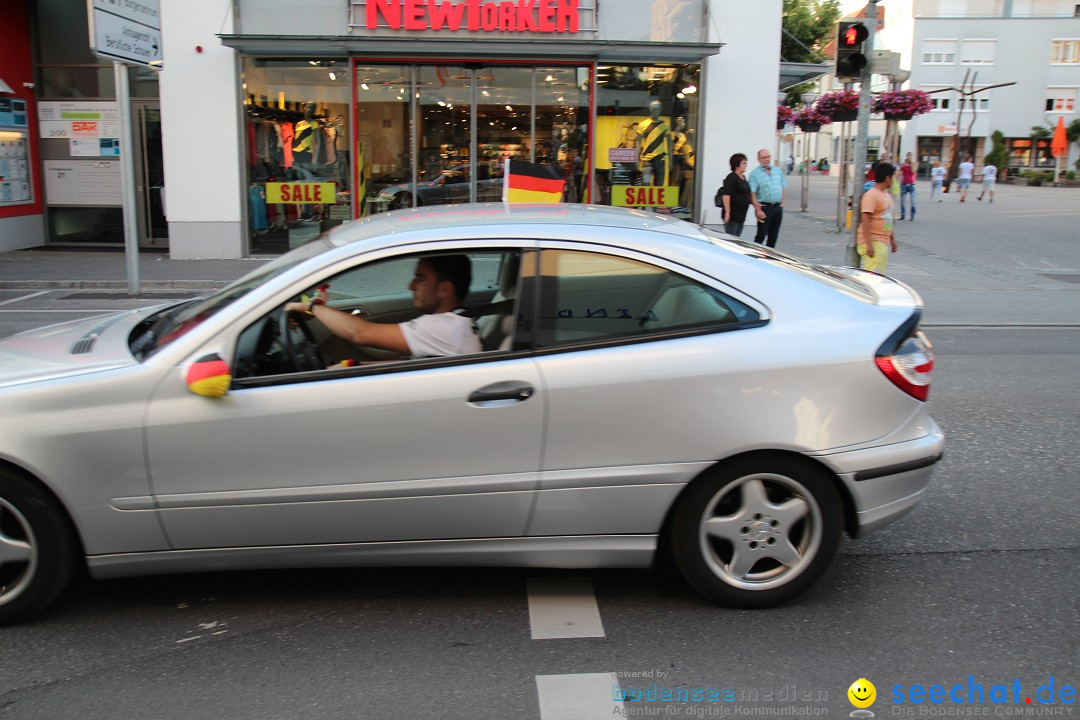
[132,100,168,248]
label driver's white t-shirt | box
[400,311,482,358]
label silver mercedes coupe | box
[0,204,943,624]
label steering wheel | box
[278,306,328,372]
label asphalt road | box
[0,295,1076,719]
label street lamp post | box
[800,92,818,212]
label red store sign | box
[366,0,581,33]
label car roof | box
[321,203,709,250]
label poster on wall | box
[0,99,28,128]
[38,102,121,140]
[0,135,33,206]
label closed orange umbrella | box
[1051,114,1068,158]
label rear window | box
[699,228,874,301]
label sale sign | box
[610,185,680,208]
[265,182,337,204]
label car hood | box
[0,309,152,388]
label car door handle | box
[467,383,535,404]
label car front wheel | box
[670,456,843,608]
[0,470,78,625]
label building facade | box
[904,0,1080,178]
[0,0,784,258]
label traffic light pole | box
[846,0,877,267]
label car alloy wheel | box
[671,456,843,607]
[0,497,37,607]
[0,470,78,625]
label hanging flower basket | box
[815,90,861,122]
[793,107,832,133]
[872,89,933,120]
[777,105,795,130]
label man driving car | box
[285,254,482,359]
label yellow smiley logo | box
[848,678,877,708]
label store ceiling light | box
[676,92,685,99]
[328,72,337,80]
[557,96,564,102]
[361,82,370,90]
[545,74,554,82]
[505,105,513,111]
[682,84,697,94]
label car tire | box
[669,455,843,608]
[390,192,415,210]
[0,469,78,625]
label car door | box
[520,243,767,538]
[144,246,542,551]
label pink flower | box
[793,107,832,127]
[871,89,934,116]
[815,90,862,119]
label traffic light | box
[836,21,869,81]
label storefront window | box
[241,58,352,254]
[360,64,589,215]
[593,64,700,219]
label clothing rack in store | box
[246,104,326,121]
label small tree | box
[983,130,1007,174]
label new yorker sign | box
[361,0,581,33]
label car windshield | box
[129,238,332,360]
[698,227,874,300]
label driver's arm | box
[285,301,411,355]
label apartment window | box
[976,98,990,111]
[922,40,956,64]
[1045,89,1077,112]
[1050,40,1080,64]
[961,40,996,65]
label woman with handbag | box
[720,153,752,237]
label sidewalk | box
[0,249,269,291]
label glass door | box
[132,101,168,248]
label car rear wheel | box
[670,456,842,608]
[390,192,415,210]
[0,470,78,625]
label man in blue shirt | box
[748,148,788,248]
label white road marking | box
[0,309,120,313]
[175,636,203,644]
[536,673,623,720]
[0,291,50,307]
[527,576,605,640]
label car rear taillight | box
[876,326,934,401]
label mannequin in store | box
[671,116,695,207]
[292,102,322,180]
[636,100,672,187]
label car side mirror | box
[186,353,232,397]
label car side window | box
[532,249,758,348]
[232,249,518,380]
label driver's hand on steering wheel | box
[284,300,312,329]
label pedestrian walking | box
[978,163,997,202]
[957,156,975,202]
[748,148,787,248]
[930,161,945,202]
[858,162,899,274]
[720,153,752,238]
[899,152,917,221]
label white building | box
[1,0,785,257]
[903,0,1079,179]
